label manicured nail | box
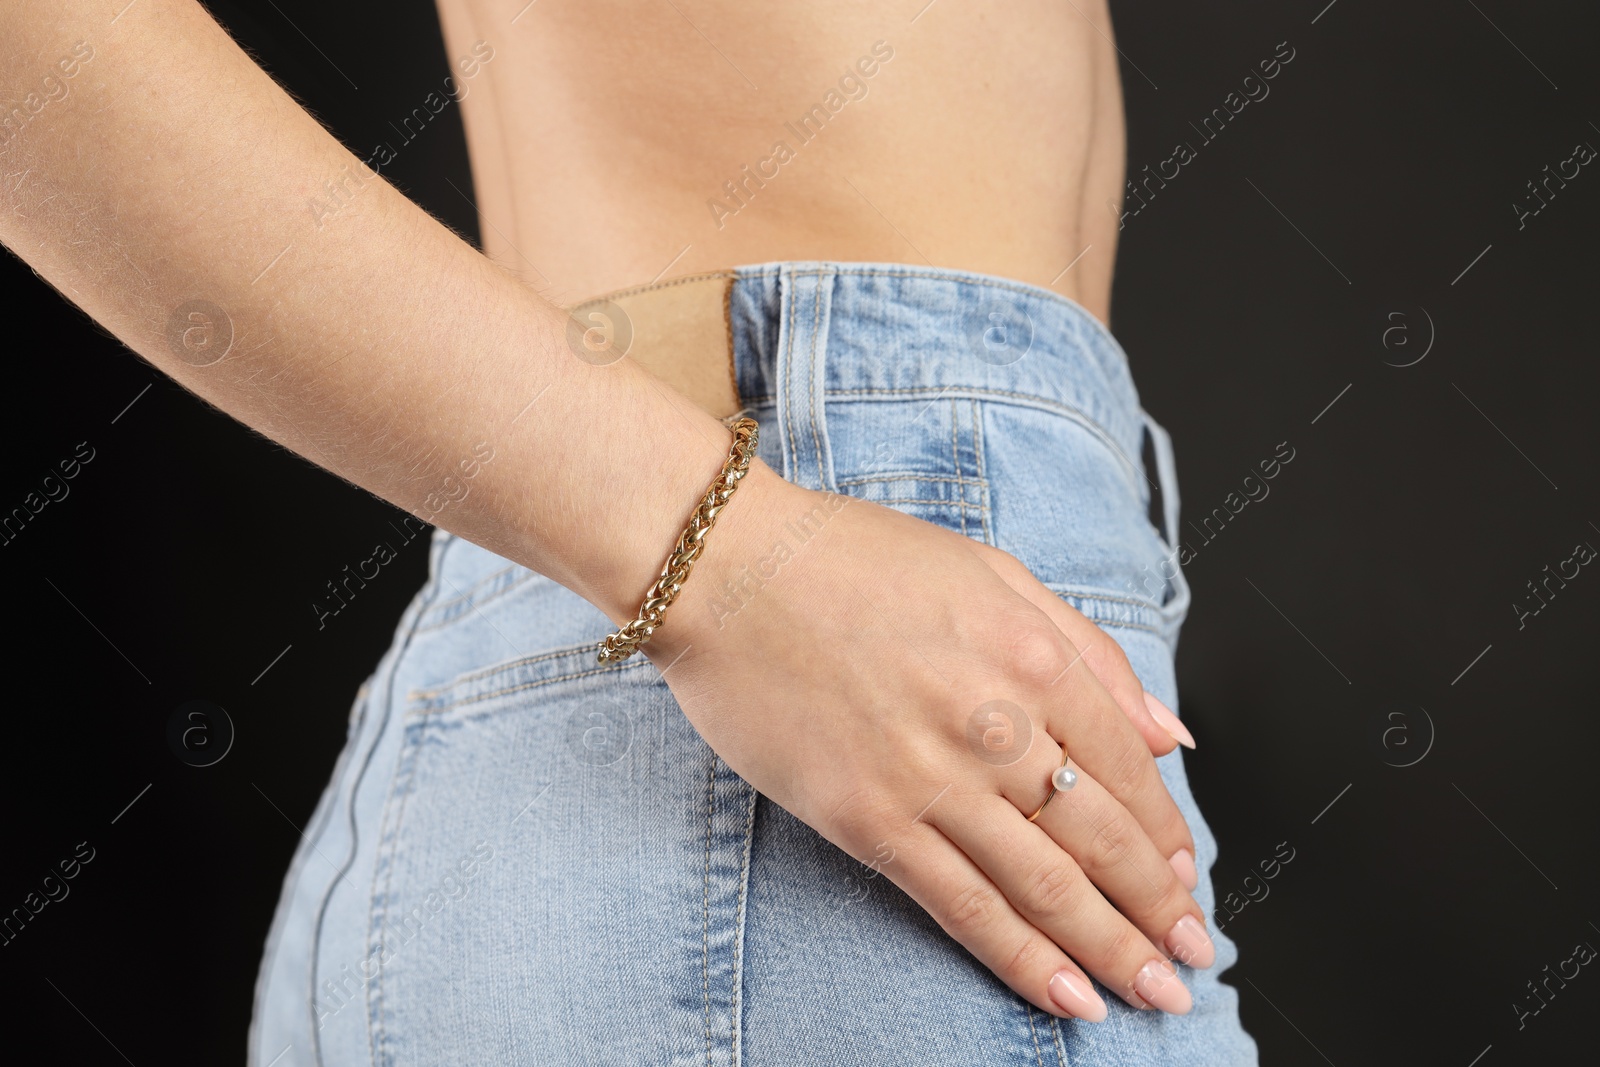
[1165,914,1215,969]
[1143,691,1196,749]
[1168,848,1198,892]
[1048,970,1108,1022]
[1134,959,1192,1015]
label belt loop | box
[774,265,839,492]
[1141,408,1192,642]
[1141,410,1182,553]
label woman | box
[0,1,1257,1063]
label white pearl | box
[1052,766,1078,792]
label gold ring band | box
[1027,745,1071,822]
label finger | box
[974,543,1183,756]
[996,736,1211,969]
[1044,603,1194,753]
[1025,641,1196,872]
[870,816,1111,1023]
[931,789,1201,1015]
[969,543,1199,890]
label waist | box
[563,261,1147,478]
[441,0,1123,311]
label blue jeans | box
[251,262,1258,1066]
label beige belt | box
[564,271,742,419]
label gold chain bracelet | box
[596,417,760,664]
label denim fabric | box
[250,262,1257,1066]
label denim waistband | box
[724,262,1147,492]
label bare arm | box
[0,0,728,622]
[1,0,1210,1020]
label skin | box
[0,0,1206,1023]
[433,0,1125,325]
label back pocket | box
[366,647,726,1065]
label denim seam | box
[368,718,427,1067]
[743,386,1109,415]
[1048,589,1165,637]
[251,685,368,1067]
[306,529,455,1067]
[973,399,994,545]
[1045,582,1183,638]
[807,272,826,488]
[782,268,800,486]
[836,472,989,487]
[1074,617,1159,637]
[1050,1014,1069,1066]
[951,399,968,538]
[1026,1004,1046,1067]
[406,662,645,716]
[875,498,989,508]
[1049,588,1165,611]
[701,759,716,1067]
[741,387,1137,485]
[405,642,619,702]
[730,786,758,1067]
[737,266,1128,356]
[566,268,735,312]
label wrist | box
[631,454,797,663]
[640,456,860,666]
[556,398,773,630]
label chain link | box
[596,417,760,664]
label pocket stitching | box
[405,642,602,704]
[407,663,649,718]
[368,711,428,1067]
[1045,583,1168,637]
[836,472,988,487]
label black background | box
[2,1,1595,1064]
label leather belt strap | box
[563,271,742,419]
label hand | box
[646,459,1213,1020]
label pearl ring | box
[1027,745,1077,822]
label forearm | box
[0,0,732,622]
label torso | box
[435,0,1126,348]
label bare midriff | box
[434,0,1126,384]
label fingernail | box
[1168,848,1198,892]
[1143,692,1196,750]
[1048,970,1108,1023]
[1165,914,1215,969]
[1134,959,1192,1015]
